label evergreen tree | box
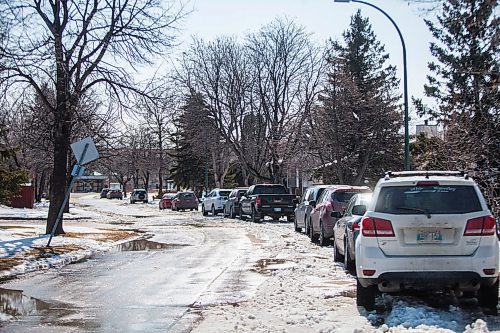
[169,93,208,195]
[419,0,499,211]
[0,125,29,204]
[316,10,402,185]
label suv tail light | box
[256,196,261,206]
[464,216,496,236]
[361,217,395,237]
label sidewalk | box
[0,203,139,281]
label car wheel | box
[211,205,217,216]
[478,279,499,313]
[333,234,344,262]
[229,206,235,218]
[318,221,330,247]
[344,238,355,274]
[287,215,294,223]
[294,216,301,232]
[239,206,244,220]
[202,204,208,216]
[356,279,376,311]
[251,206,260,223]
[131,200,135,204]
[143,200,147,203]
[309,218,318,243]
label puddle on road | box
[0,288,52,317]
[252,258,295,275]
[0,288,98,329]
[114,239,189,251]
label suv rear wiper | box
[396,206,431,218]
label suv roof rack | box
[384,170,469,180]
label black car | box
[223,188,248,218]
[100,188,110,199]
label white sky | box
[168,0,436,124]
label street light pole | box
[334,0,410,171]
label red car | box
[308,185,371,246]
[159,193,176,210]
[171,192,198,211]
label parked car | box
[100,188,110,198]
[308,185,371,246]
[332,193,372,273]
[171,191,198,211]
[355,171,499,312]
[201,188,232,216]
[130,189,148,204]
[294,185,330,233]
[239,184,296,222]
[223,188,248,218]
[106,189,123,200]
[159,193,176,210]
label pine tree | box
[317,10,402,184]
[0,125,29,204]
[169,93,208,195]
[420,0,499,211]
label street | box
[0,194,499,332]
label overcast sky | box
[170,0,437,123]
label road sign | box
[70,137,99,165]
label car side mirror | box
[309,200,316,207]
[331,211,342,218]
[352,204,367,216]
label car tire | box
[294,217,301,232]
[211,205,217,216]
[202,204,208,216]
[230,206,235,219]
[131,200,135,204]
[318,221,330,247]
[251,206,260,223]
[239,206,244,220]
[344,239,355,274]
[356,279,376,311]
[309,218,318,243]
[143,200,147,204]
[287,215,294,223]
[478,279,499,313]
[333,234,344,262]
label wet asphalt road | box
[0,196,258,333]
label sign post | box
[47,138,99,247]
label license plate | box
[417,230,442,243]
[274,208,281,212]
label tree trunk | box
[46,106,71,235]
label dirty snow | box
[0,195,499,332]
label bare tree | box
[179,19,325,186]
[0,0,186,234]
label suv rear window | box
[375,185,482,215]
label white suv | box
[355,171,498,312]
[201,188,232,216]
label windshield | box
[375,185,482,214]
[219,191,231,197]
